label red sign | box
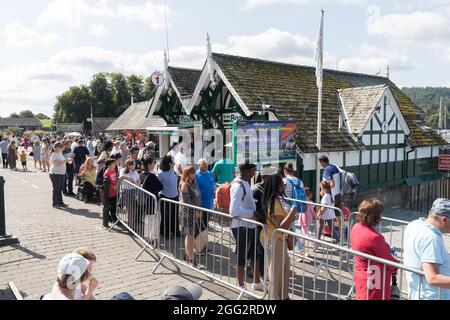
[439,155,450,171]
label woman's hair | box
[53,142,63,150]
[103,141,114,152]
[284,162,295,174]
[262,173,285,220]
[180,166,195,186]
[124,159,134,174]
[357,198,384,227]
[74,247,97,262]
[84,157,94,170]
[321,180,331,194]
[57,269,91,290]
[159,155,173,172]
[142,157,155,171]
[305,187,313,198]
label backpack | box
[95,166,106,187]
[286,177,306,213]
[215,180,246,212]
[339,169,359,196]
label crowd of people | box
[3,132,450,301]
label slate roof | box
[212,53,447,152]
[92,118,116,132]
[168,66,202,96]
[338,85,387,135]
[107,99,167,131]
[0,118,43,128]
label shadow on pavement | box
[60,207,101,219]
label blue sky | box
[1,0,449,117]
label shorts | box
[232,227,256,267]
[21,161,27,166]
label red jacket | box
[350,222,398,300]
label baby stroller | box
[77,177,99,203]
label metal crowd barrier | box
[270,228,444,300]
[109,179,160,261]
[152,197,269,300]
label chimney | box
[386,65,390,79]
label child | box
[299,188,315,238]
[20,149,27,171]
[103,158,118,228]
[314,181,336,251]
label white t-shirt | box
[71,142,79,153]
[174,152,188,175]
[50,152,66,175]
[320,193,335,220]
[119,169,140,189]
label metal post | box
[102,177,110,228]
[0,176,19,246]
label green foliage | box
[40,119,53,128]
[10,113,19,118]
[35,113,50,120]
[403,87,450,129]
[18,110,34,118]
[53,72,154,128]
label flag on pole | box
[314,9,324,88]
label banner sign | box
[233,120,297,165]
[439,155,450,171]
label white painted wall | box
[433,146,440,157]
[372,135,380,145]
[389,148,396,162]
[372,150,379,163]
[328,152,344,167]
[397,148,405,161]
[362,150,371,165]
[345,151,359,166]
[381,149,388,163]
[398,134,405,144]
[362,135,371,146]
[303,154,316,171]
[381,134,388,145]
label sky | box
[1,0,450,117]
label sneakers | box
[252,282,265,292]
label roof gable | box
[208,53,446,151]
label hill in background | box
[403,87,450,129]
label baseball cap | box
[146,141,156,148]
[431,198,450,217]
[57,253,89,281]
[161,284,203,300]
[110,292,135,300]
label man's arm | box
[422,262,450,289]
[329,178,335,190]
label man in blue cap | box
[404,198,450,300]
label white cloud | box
[2,23,60,48]
[89,23,109,36]
[117,2,172,30]
[241,0,365,10]
[37,0,114,29]
[367,5,450,47]
[0,28,414,116]
[37,0,170,31]
[338,44,414,75]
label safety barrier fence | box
[270,228,446,300]
[109,179,160,261]
[105,181,445,300]
[152,197,269,300]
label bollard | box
[102,177,110,228]
[0,176,19,246]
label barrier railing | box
[109,179,160,261]
[270,228,444,300]
[153,197,269,300]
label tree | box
[126,75,145,103]
[35,113,50,119]
[110,72,131,116]
[90,73,113,117]
[10,113,19,118]
[18,110,35,118]
[143,76,156,100]
[54,85,92,127]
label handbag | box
[29,151,34,157]
[194,220,208,253]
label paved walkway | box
[0,163,239,300]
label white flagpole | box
[315,9,324,204]
[439,96,443,130]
